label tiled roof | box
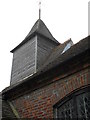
[11,19,59,53]
[39,35,89,73]
[41,38,73,68]
[25,19,59,43]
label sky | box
[0,0,89,92]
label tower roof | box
[11,19,59,53]
[25,19,59,43]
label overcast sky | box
[0,0,89,92]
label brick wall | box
[11,68,89,118]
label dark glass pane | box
[76,92,90,119]
[84,93,90,119]
[57,99,74,119]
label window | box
[61,41,73,54]
[54,87,90,119]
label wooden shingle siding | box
[37,36,58,70]
[11,36,37,85]
[2,100,16,118]
[10,35,58,85]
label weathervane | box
[39,1,41,19]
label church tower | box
[10,19,60,85]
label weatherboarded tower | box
[10,19,59,85]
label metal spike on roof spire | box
[39,1,41,19]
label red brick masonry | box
[11,68,89,118]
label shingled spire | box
[26,19,59,43]
[11,19,59,53]
[10,19,59,85]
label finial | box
[39,1,41,19]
